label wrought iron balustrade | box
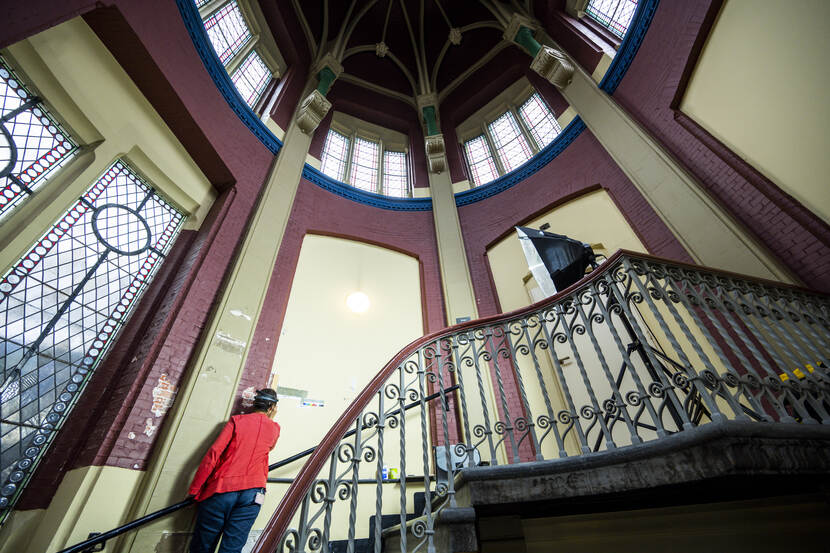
[253,250,830,553]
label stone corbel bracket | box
[531,45,574,89]
[425,133,447,174]
[296,89,332,135]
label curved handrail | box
[254,248,830,551]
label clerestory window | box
[0,56,78,221]
[0,159,184,514]
[462,90,560,187]
[585,0,638,38]
[320,129,411,198]
[196,0,278,111]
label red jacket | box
[188,412,281,501]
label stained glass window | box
[0,160,183,520]
[203,1,252,64]
[463,135,499,187]
[487,111,532,173]
[231,51,270,108]
[518,93,561,149]
[382,151,408,198]
[349,137,379,193]
[320,130,350,182]
[586,0,638,38]
[194,0,211,7]
[0,56,77,221]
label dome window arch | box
[320,119,412,199]
[461,88,561,187]
[195,0,285,113]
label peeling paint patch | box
[144,417,157,437]
[229,308,252,321]
[241,386,256,408]
[214,331,247,355]
[151,374,177,417]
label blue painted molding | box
[599,0,660,93]
[301,166,433,211]
[454,117,586,207]
[176,0,283,155]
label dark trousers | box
[189,488,263,553]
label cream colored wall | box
[487,189,645,313]
[680,0,830,225]
[261,234,426,538]
[0,466,144,553]
[0,18,215,275]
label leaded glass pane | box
[0,160,184,522]
[463,135,499,187]
[488,111,532,173]
[320,130,350,182]
[349,137,379,193]
[586,0,638,38]
[518,93,561,149]
[194,0,210,7]
[231,51,271,108]
[0,56,77,221]
[203,1,252,64]
[382,150,408,198]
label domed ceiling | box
[285,0,554,105]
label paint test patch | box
[151,374,177,417]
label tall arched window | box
[320,127,412,198]
[0,159,183,516]
[1,56,77,221]
[462,90,560,187]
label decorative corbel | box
[417,93,446,173]
[505,14,574,89]
[296,53,343,134]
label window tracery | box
[585,0,638,38]
[0,56,77,221]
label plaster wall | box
[679,0,830,225]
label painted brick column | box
[123,98,318,553]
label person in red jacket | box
[188,388,281,553]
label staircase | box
[57,250,830,553]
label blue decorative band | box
[454,118,586,207]
[599,0,660,93]
[301,165,433,211]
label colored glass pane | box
[382,151,408,198]
[203,1,252,64]
[349,137,379,193]
[231,51,271,108]
[320,130,350,182]
[463,135,498,187]
[518,93,561,149]
[488,111,532,172]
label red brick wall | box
[611,0,830,292]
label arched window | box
[0,159,183,514]
[320,126,412,198]
[196,0,280,112]
[1,56,77,220]
[462,90,560,187]
[585,0,638,38]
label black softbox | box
[516,227,596,294]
